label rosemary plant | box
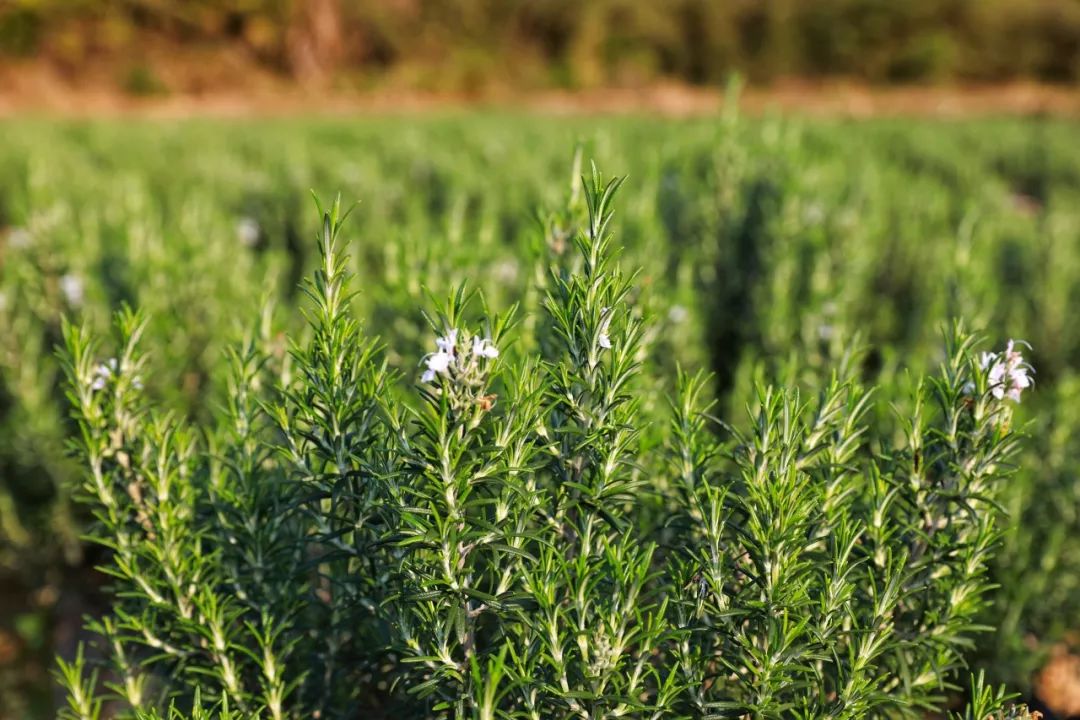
[55,172,1034,720]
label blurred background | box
[2,2,1080,719]
[1,0,1080,108]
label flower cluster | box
[421,328,499,384]
[90,359,118,391]
[90,357,142,391]
[981,340,1034,403]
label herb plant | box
[54,172,1036,719]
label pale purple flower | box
[472,336,499,359]
[435,329,459,355]
[425,351,452,375]
[421,328,498,384]
[986,340,1032,402]
[91,358,119,391]
[421,339,453,381]
[421,330,459,382]
[91,358,143,392]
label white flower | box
[598,333,612,350]
[60,273,85,307]
[91,358,119,391]
[668,305,688,324]
[236,217,260,247]
[435,329,459,356]
[426,351,452,374]
[984,339,1033,403]
[472,336,499,359]
[421,328,459,384]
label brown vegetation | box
[2,54,1080,119]
[3,0,1080,118]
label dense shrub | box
[0,116,1078,716]
[54,180,1040,719]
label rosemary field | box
[0,115,1077,718]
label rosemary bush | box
[55,174,1037,719]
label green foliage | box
[50,175,1035,718]
[668,330,1028,718]
[0,115,1078,715]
